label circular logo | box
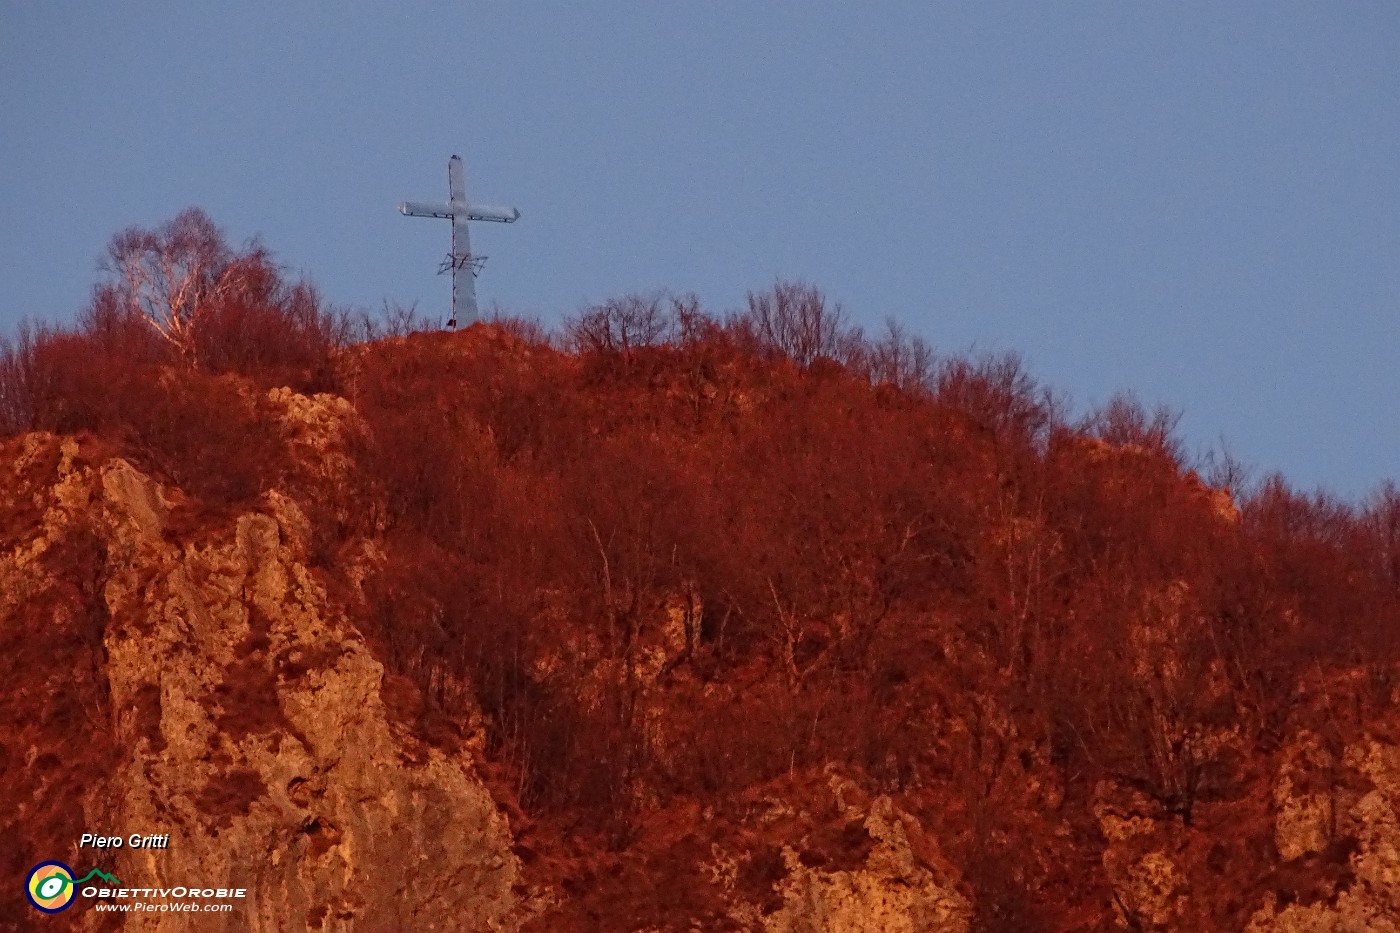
[26,861,76,913]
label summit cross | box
[399,154,520,328]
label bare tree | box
[738,281,859,366]
[1365,481,1400,591]
[0,321,48,433]
[102,208,266,359]
[565,293,672,357]
[868,317,935,391]
[936,351,1057,443]
[1084,392,1185,463]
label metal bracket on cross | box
[438,253,487,277]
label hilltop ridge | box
[4,214,1400,931]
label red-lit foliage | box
[0,211,356,508]
[339,294,1400,928]
[6,215,1400,930]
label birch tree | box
[102,208,264,359]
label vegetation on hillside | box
[4,211,1400,930]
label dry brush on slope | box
[4,213,1400,931]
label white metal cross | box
[399,154,520,328]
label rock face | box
[1272,732,1336,863]
[758,793,969,933]
[2,430,521,932]
[87,460,520,931]
[1093,782,1189,931]
[1248,738,1400,933]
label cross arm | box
[465,204,520,223]
[399,201,520,223]
[399,200,455,219]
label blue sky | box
[3,2,1398,497]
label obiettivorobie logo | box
[25,862,122,914]
[25,858,247,915]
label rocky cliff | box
[3,419,525,931]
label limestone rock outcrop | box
[1093,782,1189,931]
[1247,737,1400,933]
[3,431,523,932]
[746,778,969,933]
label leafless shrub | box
[0,321,49,434]
[482,310,551,346]
[668,293,711,348]
[1197,438,1253,496]
[381,300,440,337]
[937,351,1055,444]
[866,317,935,392]
[565,293,673,357]
[1365,482,1400,591]
[1084,392,1185,463]
[731,281,862,366]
